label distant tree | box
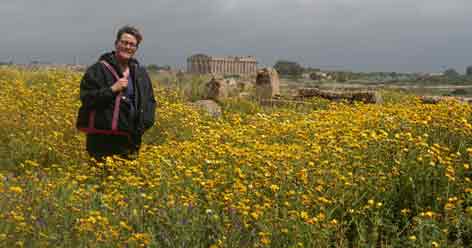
[147,64,172,71]
[161,65,172,71]
[273,60,303,78]
[147,64,159,71]
[444,68,459,78]
[466,66,472,76]
[304,67,320,73]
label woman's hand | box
[110,69,130,93]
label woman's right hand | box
[110,69,129,93]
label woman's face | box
[115,33,138,61]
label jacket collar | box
[99,51,139,77]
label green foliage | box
[274,60,303,78]
[449,88,469,96]
[146,64,171,71]
[303,67,320,74]
[381,90,418,104]
[444,68,460,78]
[150,72,210,102]
[220,98,262,115]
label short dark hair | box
[115,25,143,46]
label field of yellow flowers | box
[0,67,472,247]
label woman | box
[77,25,156,160]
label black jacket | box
[77,52,156,139]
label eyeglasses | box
[119,40,138,49]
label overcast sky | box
[1,0,471,72]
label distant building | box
[187,54,257,75]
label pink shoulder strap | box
[99,60,122,131]
[100,60,120,80]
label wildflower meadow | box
[0,67,471,247]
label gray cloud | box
[1,0,471,72]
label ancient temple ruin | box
[187,54,257,75]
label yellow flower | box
[466,206,472,214]
[120,221,133,231]
[9,186,23,194]
[467,147,472,155]
[444,203,455,210]
[401,208,411,215]
[260,236,271,245]
[300,211,309,220]
[424,211,434,218]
